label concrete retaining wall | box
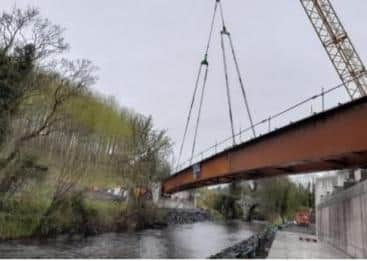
[317,179,367,258]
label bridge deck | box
[163,97,367,194]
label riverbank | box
[165,208,212,225]
[210,225,277,259]
[0,204,212,241]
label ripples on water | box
[0,221,264,258]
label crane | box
[176,0,367,169]
[300,0,367,99]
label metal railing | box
[175,81,350,172]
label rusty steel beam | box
[163,97,367,194]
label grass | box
[84,198,124,226]
[0,199,47,239]
[0,213,40,239]
[0,149,124,239]
[0,182,54,239]
[0,190,125,239]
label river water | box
[0,221,264,258]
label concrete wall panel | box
[317,180,367,258]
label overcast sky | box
[2,0,367,164]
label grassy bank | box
[0,195,123,240]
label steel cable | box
[219,0,256,142]
[176,63,204,169]
[191,65,209,163]
[227,34,257,138]
[220,32,236,145]
[176,1,219,168]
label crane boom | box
[300,0,367,99]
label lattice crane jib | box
[300,0,367,99]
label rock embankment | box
[165,209,211,225]
[210,226,277,259]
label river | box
[0,220,264,258]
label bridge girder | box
[163,97,367,194]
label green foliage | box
[0,6,173,239]
[198,188,243,220]
[0,212,40,239]
[215,193,243,219]
[0,45,35,146]
[0,198,47,239]
[80,166,122,188]
[0,44,35,106]
[123,114,172,184]
[0,185,124,239]
[118,200,167,231]
[65,93,131,138]
[255,177,314,223]
[84,198,123,226]
[35,192,114,237]
[0,153,48,202]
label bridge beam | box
[163,97,367,194]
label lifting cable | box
[176,1,219,168]
[176,0,257,168]
[191,65,209,163]
[218,1,257,138]
[227,34,257,138]
[220,29,236,145]
[176,63,203,169]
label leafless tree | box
[4,59,96,163]
[118,115,171,205]
[0,6,68,60]
[0,6,96,202]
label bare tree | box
[118,115,171,205]
[0,60,96,202]
[0,6,72,152]
[0,6,68,59]
[0,6,96,203]
[4,59,96,161]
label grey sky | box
[2,1,367,164]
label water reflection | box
[0,221,264,258]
